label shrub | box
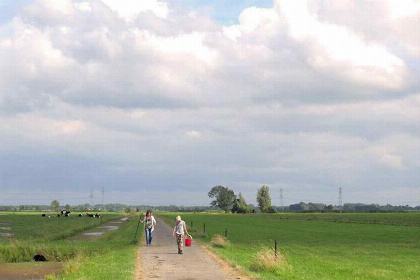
[210,234,230,248]
[0,241,81,262]
[266,206,277,213]
[250,247,290,273]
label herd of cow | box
[41,210,102,218]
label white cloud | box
[134,30,219,65]
[379,154,404,170]
[275,0,407,89]
[101,0,168,20]
[53,120,86,135]
[1,0,420,205]
[186,130,201,138]
[386,0,420,19]
[74,2,91,12]
[306,0,420,58]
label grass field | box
[159,212,420,280]
[0,212,142,279]
[2,211,419,279]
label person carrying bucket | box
[172,215,190,254]
[140,210,156,246]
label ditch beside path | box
[136,217,243,280]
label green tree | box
[208,185,236,212]
[232,192,250,213]
[257,185,274,213]
[50,200,60,212]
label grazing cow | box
[41,214,46,217]
[59,210,71,217]
[57,214,61,217]
[85,213,101,218]
[79,214,83,217]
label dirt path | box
[0,262,63,280]
[136,217,242,280]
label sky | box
[0,0,420,207]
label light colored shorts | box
[176,234,184,246]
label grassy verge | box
[0,212,142,280]
[0,212,121,241]
[49,217,141,280]
[158,212,420,280]
[0,212,123,262]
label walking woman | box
[172,215,189,254]
[140,210,156,246]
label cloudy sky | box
[1,0,419,206]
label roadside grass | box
[249,247,289,273]
[0,212,142,280]
[158,212,420,280]
[49,217,140,280]
[0,212,122,262]
[0,212,121,242]
[211,234,230,248]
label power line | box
[339,187,343,213]
[280,188,284,209]
[89,188,94,206]
[101,187,105,211]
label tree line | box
[1,191,419,213]
[207,185,420,213]
[208,185,276,213]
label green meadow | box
[0,212,141,279]
[1,211,419,279]
[159,212,420,280]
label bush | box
[266,206,277,213]
[210,234,230,248]
[250,247,290,273]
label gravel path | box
[137,217,241,280]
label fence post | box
[275,240,278,258]
[203,223,206,235]
[224,228,228,237]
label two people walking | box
[140,211,190,254]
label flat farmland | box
[159,212,420,280]
[0,212,141,279]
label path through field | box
[136,218,242,280]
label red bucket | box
[185,235,193,247]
